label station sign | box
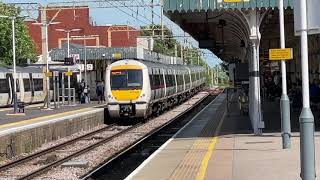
[76,64,93,71]
[87,64,93,71]
[224,0,241,2]
[45,72,53,77]
[112,53,122,59]
[65,71,73,76]
[269,48,293,60]
[77,64,84,71]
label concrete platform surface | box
[0,102,106,159]
[0,102,104,131]
[126,91,320,180]
[206,132,320,180]
[126,93,227,180]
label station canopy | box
[164,0,296,63]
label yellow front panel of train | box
[111,90,142,101]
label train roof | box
[0,65,43,73]
[113,59,205,72]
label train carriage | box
[106,59,206,119]
[0,66,52,107]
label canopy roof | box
[164,0,293,13]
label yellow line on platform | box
[0,106,100,130]
[196,137,218,180]
[196,107,227,180]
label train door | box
[149,67,155,101]
[154,68,160,100]
[163,68,167,97]
[6,74,14,105]
[33,73,45,102]
[22,73,32,103]
[0,73,10,107]
[175,70,179,93]
[161,68,166,98]
[167,69,173,96]
[20,73,29,102]
[30,73,35,103]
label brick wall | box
[26,7,140,54]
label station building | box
[25,6,141,54]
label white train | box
[0,66,47,107]
[105,59,206,119]
[0,65,77,107]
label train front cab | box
[106,61,149,119]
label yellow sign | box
[113,53,122,59]
[224,0,241,2]
[269,48,293,60]
[45,72,53,77]
[65,71,73,76]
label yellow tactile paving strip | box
[128,93,228,180]
[169,103,226,180]
[169,137,212,180]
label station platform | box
[126,91,320,180]
[0,102,103,132]
[0,102,106,158]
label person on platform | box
[310,79,320,109]
[96,81,103,104]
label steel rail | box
[0,124,117,172]
[19,123,142,180]
[80,92,211,179]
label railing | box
[53,88,76,106]
[51,88,76,108]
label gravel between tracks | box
[1,92,209,180]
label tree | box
[0,3,37,65]
[141,24,214,87]
[140,25,182,57]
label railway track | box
[0,91,212,179]
[82,92,215,179]
[0,123,141,179]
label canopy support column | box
[246,10,265,135]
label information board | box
[269,48,293,60]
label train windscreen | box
[111,70,143,90]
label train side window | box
[159,69,164,87]
[0,79,9,93]
[186,73,190,84]
[16,79,20,92]
[171,73,175,87]
[153,68,159,89]
[23,79,31,92]
[34,79,43,91]
[178,74,182,85]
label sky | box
[3,0,222,67]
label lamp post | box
[55,28,82,57]
[56,28,82,105]
[32,18,60,109]
[0,15,18,113]
[298,0,316,179]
